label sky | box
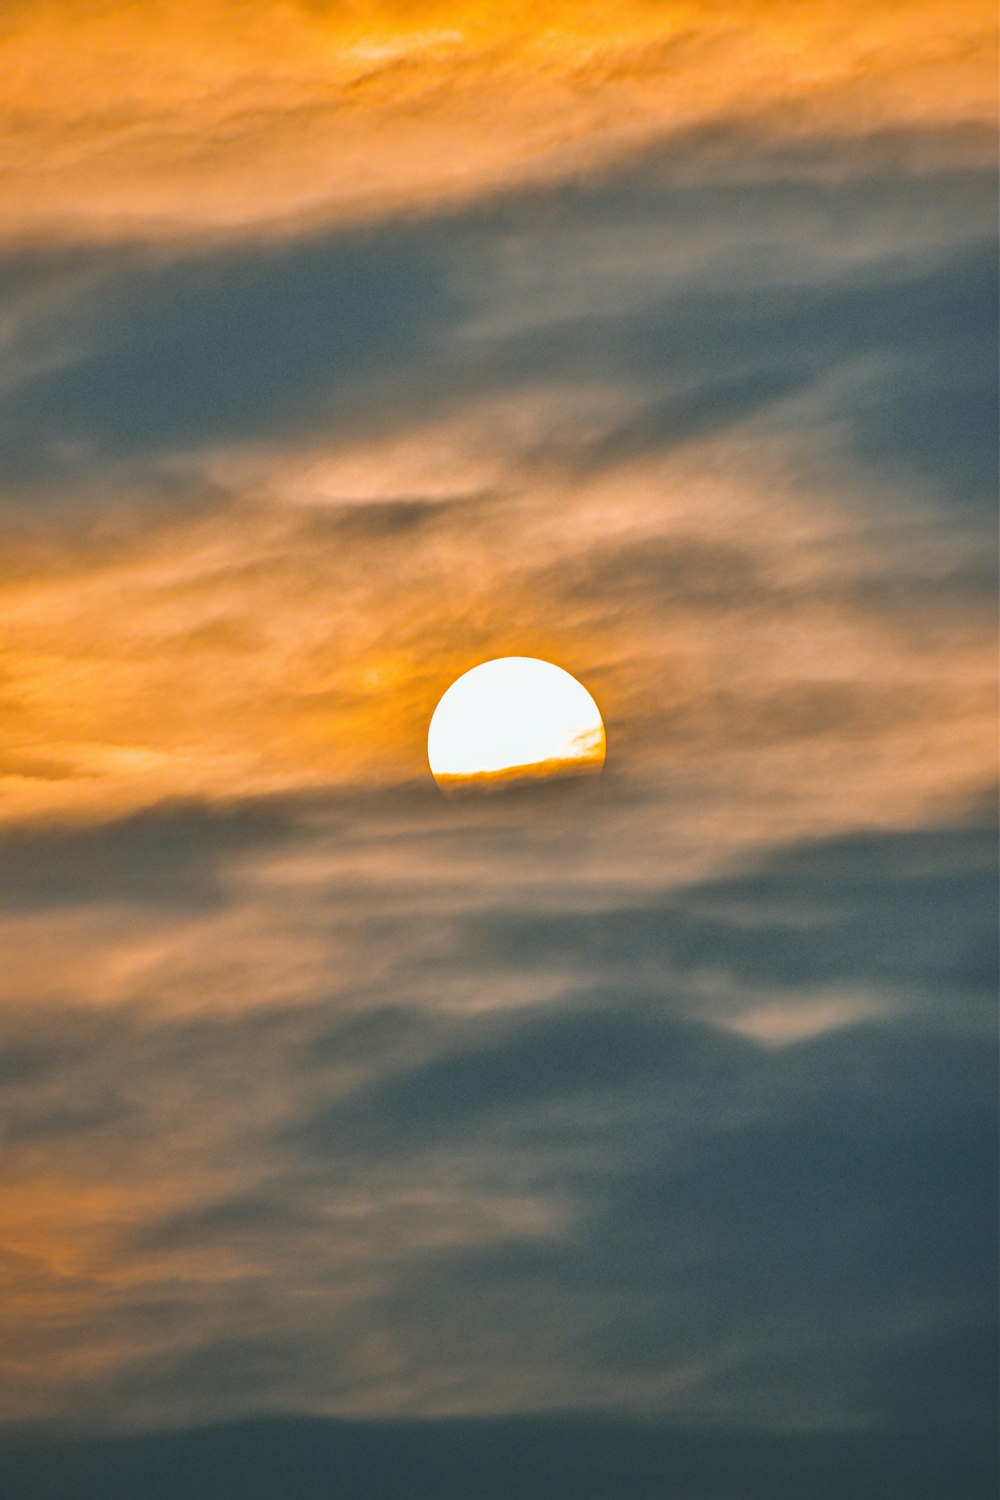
[0,2,997,1495]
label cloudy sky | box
[1,3,997,1495]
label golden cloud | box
[1,411,993,835]
[1,0,993,241]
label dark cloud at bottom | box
[0,790,994,1467]
[0,1411,995,1500]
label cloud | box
[454,821,997,1017]
[0,4,994,1475]
[0,803,992,1433]
[0,0,991,242]
[2,122,993,498]
[0,1410,995,1500]
[295,1009,748,1160]
[0,230,456,483]
[0,797,303,910]
[0,118,992,828]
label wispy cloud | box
[1,125,994,823]
[0,794,993,1431]
[2,1,992,241]
[0,2,995,1487]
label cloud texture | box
[0,3,996,1495]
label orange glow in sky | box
[0,0,995,1466]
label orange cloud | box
[1,0,993,241]
[0,0,994,1446]
[0,410,993,838]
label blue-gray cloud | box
[454,821,997,1006]
[1,123,994,517]
[0,1409,994,1500]
[0,798,993,1454]
[0,797,305,910]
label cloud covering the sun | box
[1,120,995,823]
[0,2,996,1494]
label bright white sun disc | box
[427,656,606,789]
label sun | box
[427,656,606,792]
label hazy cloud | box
[0,798,993,1449]
[0,6,995,1492]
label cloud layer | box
[0,4,996,1495]
[0,795,994,1444]
[2,1,992,240]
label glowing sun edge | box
[427,657,606,789]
